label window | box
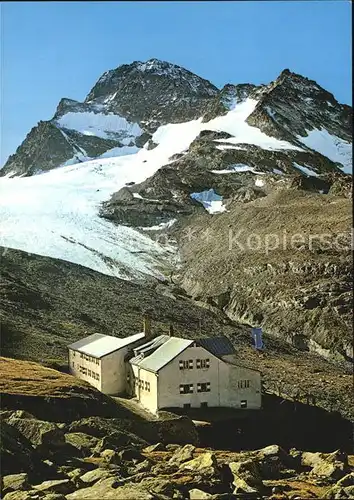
[88,369,91,377]
[180,384,194,394]
[196,359,210,369]
[183,403,191,409]
[200,402,208,408]
[72,362,75,368]
[80,353,83,359]
[238,380,250,389]
[145,381,150,392]
[197,382,211,393]
[241,400,247,408]
[179,360,193,370]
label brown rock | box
[2,473,29,495]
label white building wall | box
[68,348,102,391]
[157,345,221,410]
[219,362,261,409]
[156,345,261,411]
[135,368,159,414]
[101,347,129,395]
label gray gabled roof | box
[68,332,145,358]
[196,336,235,358]
[130,336,193,373]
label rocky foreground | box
[2,411,354,500]
[1,357,354,500]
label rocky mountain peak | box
[86,58,218,103]
[1,61,352,178]
[246,67,352,146]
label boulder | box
[118,446,145,463]
[32,479,75,495]
[7,417,65,450]
[2,473,30,495]
[100,448,121,465]
[79,468,111,485]
[181,452,219,476]
[127,458,153,475]
[166,444,181,452]
[169,444,196,465]
[65,478,156,499]
[68,417,147,450]
[64,433,99,456]
[1,421,49,476]
[3,492,41,500]
[138,477,178,497]
[311,460,347,481]
[301,450,348,481]
[2,410,36,420]
[253,444,294,479]
[143,442,165,453]
[189,489,214,499]
[110,187,135,202]
[229,460,264,497]
[66,468,85,487]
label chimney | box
[143,316,151,338]
[168,324,174,337]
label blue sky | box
[1,1,352,166]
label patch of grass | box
[0,356,91,398]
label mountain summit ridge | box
[1,58,352,177]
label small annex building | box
[68,321,262,414]
[68,331,147,394]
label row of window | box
[78,353,100,365]
[179,382,211,394]
[135,379,151,392]
[179,358,210,370]
[79,365,100,381]
[238,380,250,389]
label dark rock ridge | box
[85,58,219,126]
[1,59,351,177]
[245,69,352,144]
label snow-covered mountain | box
[0,59,352,281]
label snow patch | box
[206,99,303,152]
[211,164,265,175]
[255,178,265,187]
[99,146,140,159]
[190,189,225,214]
[293,163,319,177]
[56,111,142,141]
[141,219,177,231]
[297,128,352,174]
[273,168,284,175]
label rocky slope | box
[173,188,352,367]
